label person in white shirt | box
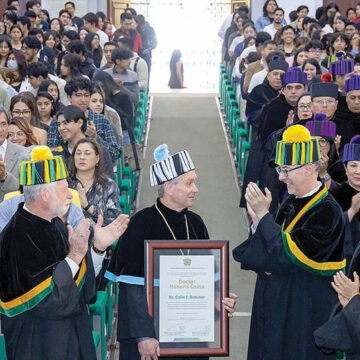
[263,8,285,39]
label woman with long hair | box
[302,58,321,82]
[92,70,134,145]
[9,24,23,50]
[319,3,340,28]
[38,79,62,112]
[9,92,47,145]
[90,84,122,142]
[0,35,12,69]
[84,32,102,68]
[43,30,60,59]
[68,137,121,227]
[6,49,26,92]
[79,27,90,43]
[50,18,64,38]
[35,92,56,130]
[168,49,184,89]
[8,117,39,147]
[293,47,308,66]
[60,53,84,81]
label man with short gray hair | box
[0,146,129,360]
[234,125,346,360]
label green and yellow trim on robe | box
[0,259,87,317]
[281,187,346,276]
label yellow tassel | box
[283,125,311,143]
[31,146,54,161]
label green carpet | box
[139,95,256,359]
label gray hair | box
[23,182,56,204]
[158,177,179,198]
[0,106,10,124]
[312,160,321,173]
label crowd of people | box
[219,1,360,359]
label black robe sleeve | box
[314,295,360,354]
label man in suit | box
[0,107,24,202]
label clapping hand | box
[286,110,294,126]
[245,182,272,221]
[93,214,130,252]
[332,271,360,308]
[67,219,91,265]
[0,154,6,181]
[335,135,341,155]
[85,122,97,139]
[76,183,88,208]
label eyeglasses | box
[73,93,90,98]
[11,109,31,116]
[275,164,306,177]
[308,49,322,54]
[313,99,336,105]
[298,103,312,110]
[318,139,329,147]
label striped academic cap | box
[20,146,68,186]
[275,125,320,166]
[150,144,195,186]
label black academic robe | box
[0,204,96,360]
[240,94,292,209]
[108,198,210,360]
[314,240,360,360]
[330,183,360,271]
[233,185,345,360]
[333,109,360,153]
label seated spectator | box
[345,22,357,39]
[104,47,139,107]
[0,106,24,201]
[255,0,286,32]
[8,117,39,146]
[277,25,296,57]
[7,49,27,92]
[263,7,284,39]
[49,18,64,39]
[103,21,114,41]
[289,5,309,30]
[93,70,134,145]
[9,24,22,50]
[117,37,148,90]
[53,105,113,177]
[293,47,308,67]
[60,53,85,81]
[65,1,84,31]
[83,12,109,48]
[100,41,117,70]
[68,137,120,227]
[17,16,31,38]
[113,12,142,53]
[55,29,80,75]
[79,26,90,42]
[43,30,61,60]
[351,32,360,56]
[302,58,321,82]
[68,39,96,79]
[3,10,17,35]
[89,85,122,144]
[10,92,47,144]
[305,40,328,73]
[59,9,77,32]
[38,79,63,112]
[84,32,102,68]
[36,91,56,130]
[47,77,120,162]
[0,34,11,69]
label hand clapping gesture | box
[245,182,272,222]
[332,271,360,308]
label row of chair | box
[88,89,150,360]
[219,65,251,183]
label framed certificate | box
[145,240,229,357]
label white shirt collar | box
[0,139,8,156]
[297,181,322,198]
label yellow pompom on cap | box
[283,124,311,143]
[31,146,54,161]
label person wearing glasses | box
[234,124,345,360]
[9,92,47,145]
[334,75,360,152]
[304,40,328,73]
